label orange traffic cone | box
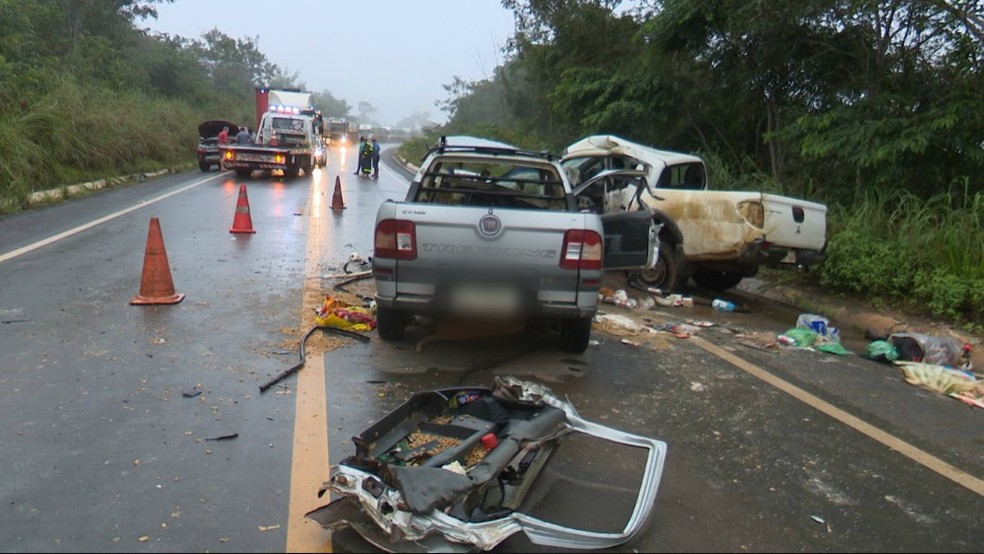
[230,183,256,233]
[331,176,346,211]
[130,217,185,305]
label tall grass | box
[0,74,203,212]
[819,182,984,322]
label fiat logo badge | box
[478,213,502,239]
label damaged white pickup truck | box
[306,376,668,552]
[562,135,828,292]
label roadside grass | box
[818,184,984,325]
[397,135,433,167]
[0,75,204,215]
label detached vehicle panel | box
[306,376,668,552]
[372,136,659,352]
[562,135,828,291]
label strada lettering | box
[421,243,558,259]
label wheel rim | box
[639,259,667,287]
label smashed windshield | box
[413,156,569,211]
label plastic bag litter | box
[780,327,818,348]
[888,332,963,366]
[895,361,981,396]
[314,296,376,331]
[866,340,899,362]
[816,342,852,356]
[796,313,841,343]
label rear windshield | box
[657,162,705,190]
[271,117,306,132]
[413,157,568,211]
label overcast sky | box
[142,0,517,126]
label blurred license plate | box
[238,153,272,162]
[451,286,520,315]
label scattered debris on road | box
[306,376,667,552]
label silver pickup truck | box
[372,136,659,352]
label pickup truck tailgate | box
[375,203,599,313]
[412,207,586,265]
[761,194,827,250]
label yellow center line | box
[692,336,984,497]
[286,174,332,553]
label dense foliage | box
[427,0,984,324]
[0,0,351,210]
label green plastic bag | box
[781,327,818,348]
[817,342,852,356]
[866,340,899,362]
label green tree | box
[312,90,351,118]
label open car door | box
[307,377,668,552]
[571,169,660,271]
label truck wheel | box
[235,169,252,178]
[692,269,744,292]
[637,240,683,292]
[285,165,300,179]
[199,162,209,172]
[559,317,593,353]
[376,306,407,341]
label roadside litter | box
[305,376,668,552]
[600,287,698,311]
[342,251,372,274]
[885,332,964,367]
[594,312,651,334]
[314,296,376,332]
[258,296,374,393]
[895,361,983,409]
[651,322,703,338]
[776,313,852,355]
[866,340,899,362]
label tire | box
[235,169,252,178]
[692,269,744,292]
[376,306,407,341]
[199,162,209,172]
[285,165,300,179]
[636,239,683,292]
[559,317,593,353]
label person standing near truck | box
[358,137,373,177]
[235,126,251,145]
[371,137,381,178]
[355,136,366,175]
[217,126,230,145]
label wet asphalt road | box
[1,146,982,553]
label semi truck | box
[219,87,326,179]
[325,117,355,148]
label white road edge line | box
[381,159,411,185]
[0,173,227,265]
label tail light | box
[374,219,417,260]
[737,200,764,228]
[274,154,285,164]
[560,229,603,270]
[223,150,235,161]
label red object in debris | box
[480,433,498,450]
